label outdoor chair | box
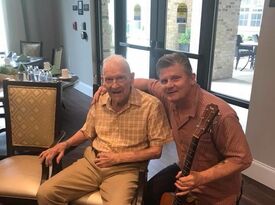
[235,35,254,70]
[20,40,43,57]
[0,80,64,204]
[252,34,259,43]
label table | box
[0,75,79,101]
[240,41,258,70]
[11,56,44,69]
[1,56,44,69]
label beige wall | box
[56,0,95,93]
[244,0,275,190]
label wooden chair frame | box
[20,40,43,57]
[51,46,63,69]
[0,80,64,204]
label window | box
[134,4,141,29]
[177,3,187,23]
[250,9,262,27]
[134,5,141,20]
[239,8,249,26]
[0,1,7,53]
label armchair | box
[20,40,43,57]
[0,97,6,159]
[51,46,63,70]
[235,35,254,70]
[0,80,63,204]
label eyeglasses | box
[103,76,128,84]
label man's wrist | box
[64,140,70,149]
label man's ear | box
[191,73,196,85]
[130,72,135,81]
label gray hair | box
[102,54,131,73]
[156,53,193,76]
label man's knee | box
[36,181,56,204]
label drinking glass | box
[26,65,34,81]
[33,66,40,81]
[46,70,53,82]
[39,70,46,82]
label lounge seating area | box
[0,1,275,205]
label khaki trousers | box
[37,146,146,205]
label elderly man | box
[37,54,171,205]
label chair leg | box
[240,57,250,71]
[236,179,244,205]
[250,54,255,69]
[235,57,240,70]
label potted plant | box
[17,63,26,81]
[0,65,17,82]
[178,28,191,52]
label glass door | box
[95,0,257,128]
[115,0,205,79]
[210,0,264,106]
[123,0,151,78]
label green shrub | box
[178,28,191,45]
[0,65,18,75]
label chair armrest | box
[132,168,148,205]
[54,130,66,145]
[239,44,253,51]
[40,130,66,183]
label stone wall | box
[212,0,241,80]
[102,0,114,59]
[166,0,192,50]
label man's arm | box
[94,146,162,168]
[175,159,251,196]
[175,115,252,195]
[39,130,89,166]
[92,78,155,105]
[133,78,155,92]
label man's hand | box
[39,141,68,166]
[94,152,120,168]
[174,171,203,196]
[91,86,107,105]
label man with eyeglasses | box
[37,54,171,205]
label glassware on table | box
[33,66,40,81]
[45,70,53,82]
[39,70,46,82]
[26,65,34,81]
[11,52,17,61]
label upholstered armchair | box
[20,41,43,57]
[0,80,64,204]
[51,46,63,70]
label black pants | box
[144,163,180,205]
